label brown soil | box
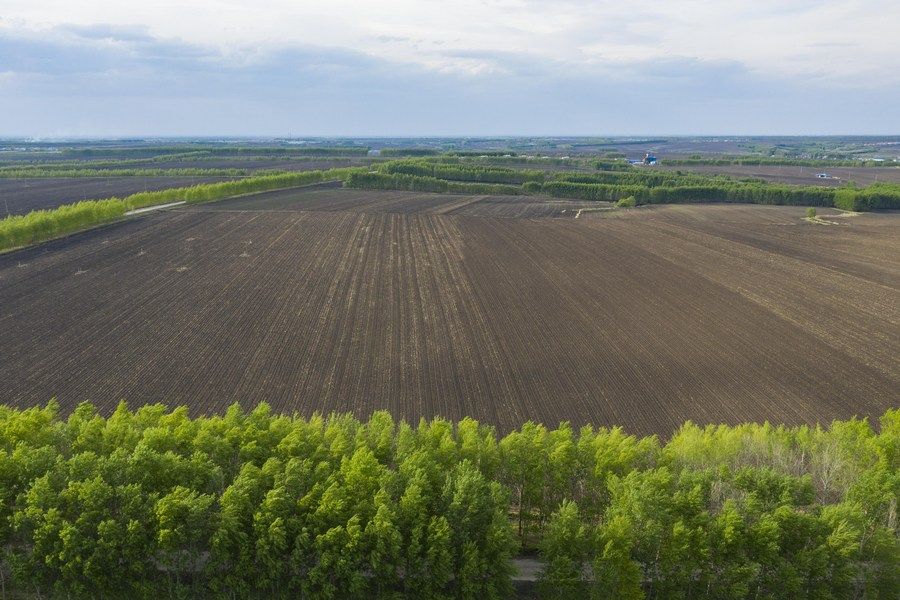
[1,190,896,435]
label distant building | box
[643,152,658,165]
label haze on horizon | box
[1,0,898,137]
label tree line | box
[378,160,545,185]
[344,171,523,196]
[659,156,897,168]
[0,168,252,178]
[343,164,900,211]
[0,151,216,170]
[0,403,896,598]
[538,180,900,209]
[0,200,127,251]
[379,148,441,157]
[56,146,370,158]
[0,168,366,252]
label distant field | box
[0,176,241,215]
[191,183,602,217]
[1,186,895,435]
[89,157,375,171]
[657,163,900,186]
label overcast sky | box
[1,0,898,137]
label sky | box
[1,0,898,137]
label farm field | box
[656,163,900,186]
[0,175,241,215]
[190,183,603,217]
[0,189,896,435]
[81,157,375,171]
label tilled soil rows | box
[0,190,896,435]
[188,186,601,217]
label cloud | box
[0,3,897,136]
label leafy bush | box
[807,207,817,218]
[616,196,636,208]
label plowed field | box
[1,188,896,435]
[0,176,241,215]
[189,184,600,217]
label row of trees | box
[429,155,582,168]
[345,163,900,211]
[344,171,522,196]
[1,402,896,598]
[660,156,896,168]
[124,167,365,208]
[58,146,370,158]
[0,167,366,252]
[0,151,214,171]
[379,148,441,157]
[0,199,126,250]
[534,180,900,209]
[378,160,545,185]
[556,171,717,188]
[0,168,252,178]
[834,184,900,210]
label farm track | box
[0,191,897,435]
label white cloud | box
[1,0,898,84]
[0,1,897,135]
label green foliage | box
[0,167,252,178]
[834,184,900,211]
[378,159,545,184]
[661,156,896,168]
[0,167,367,252]
[538,178,896,209]
[125,167,367,209]
[56,145,369,158]
[543,181,649,203]
[0,404,896,598]
[379,148,440,157]
[0,199,126,251]
[617,196,637,208]
[345,171,523,195]
[807,206,817,218]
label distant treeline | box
[0,151,219,170]
[445,150,519,157]
[662,156,898,168]
[593,160,634,171]
[346,159,900,211]
[556,171,715,188]
[378,160,545,184]
[0,402,896,598]
[0,168,365,252]
[431,155,583,167]
[540,179,900,210]
[0,168,252,178]
[344,172,522,195]
[58,146,370,158]
[378,148,441,157]
[4,160,898,254]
